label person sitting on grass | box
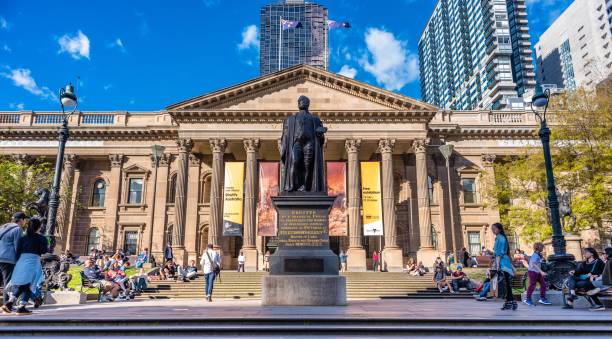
[474,268,492,301]
[83,260,120,301]
[564,247,606,311]
[450,265,473,292]
[433,266,454,293]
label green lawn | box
[66,266,138,294]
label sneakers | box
[1,302,13,314]
[589,305,605,312]
[538,298,552,305]
[522,299,535,306]
[475,296,487,301]
[586,288,601,296]
[15,307,31,316]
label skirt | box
[7,253,44,294]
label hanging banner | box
[222,162,245,236]
[360,161,383,236]
[327,162,348,236]
[257,162,279,236]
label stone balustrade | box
[0,111,173,128]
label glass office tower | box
[260,0,328,75]
[419,0,536,110]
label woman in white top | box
[237,251,245,272]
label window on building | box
[128,178,143,204]
[167,174,177,204]
[87,228,100,252]
[468,231,481,256]
[462,178,477,204]
[91,179,106,207]
[123,231,138,255]
[201,174,212,204]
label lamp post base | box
[545,253,576,290]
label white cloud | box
[2,44,10,52]
[359,27,419,91]
[108,38,127,53]
[0,16,7,30]
[58,30,90,60]
[1,67,57,101]
[203,0,220,7]
[338,65,357,79]
[238,25,259,50]
[9,103,25,110]
[103,84,112,91]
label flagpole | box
[278,17,282,72]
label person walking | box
[237,251,245,272]
[339,250,348,272]
[491,222,517,310]
[263,250,270,272]
[523,242,552,306]
[1,217,47,315]
[0,212,28,313]
[199,243,221,302]
[372,251,380,272]
[462,247,470,268]
[164,242,173,262]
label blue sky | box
[0,0,574,111]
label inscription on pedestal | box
[277,209,329,248]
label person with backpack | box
[199,243,221,302]
[491,222,517,311]
[0,212,28,313]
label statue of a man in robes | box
[280,95,327,193]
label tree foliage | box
[482,83,612,244]
[0,157,52,223]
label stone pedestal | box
[417,248,440,268]
[382,248,404,272]
[242,247,259,272]
[347,248,366,272]
[262,193,347,306]
[262,275,347,306]
[44,291,87,305]
[544,234,583,261]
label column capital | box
[176,138,194,153]
[243,138,261,153]
[378,138,395,154]
[344,139,362,153]
[481,154,496,166]
[64,154,80,170]
[12,154,33,166]
[109,154,124,168]
[188,153,202,167]
[412,138,431,154]
[209,138,227,153]
[152,153,172,168]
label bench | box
[475,256,492,268]
[79,271,102,302]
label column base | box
[346,247,366,272]
[242,247,259,272]
[172,247,188,266]
[382,247,403,272]
[417,247,440,269]
[262,275,347,306]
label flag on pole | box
[281,19,302,30]
[327,20,350,29]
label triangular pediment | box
[166,64,438,113]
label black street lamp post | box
[46,83,78,254]
[531,84,575,287]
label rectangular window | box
[462,178,477,204]
[128,178,143,204]
[468,231,481,257]
[123,231,138,256]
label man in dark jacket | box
[0,212,28,311]
[164,242,173,262]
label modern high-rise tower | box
[418,0,536,110]
[260,0,328,76]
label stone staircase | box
[138,272,474,300]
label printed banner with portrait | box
[360,161,383,236]
[256,162,279,236]
[222,162,244,236]
[326,162,347,236]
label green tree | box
[0,157,52,223]
[482,83,612,244]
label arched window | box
[87,228,101,251]
[427,176,435,204]
[165,225,174,246]
[201,174,212,204]
[92,179,106,207]
[167,174,177,204]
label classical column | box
[174,138,193,253]
[378,139,403,271]
[413,138,437,267]
[208,138,227,250]
[57,154,79,252]
[105,154,124,251]
[151,154,171,260]
[345,139,366,271]
[481,154,499,249]
[242,138,260,271]
[184,153,202,265]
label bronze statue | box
[280,95,327,193]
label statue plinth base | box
[262,193,347,306]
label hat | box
[456,265,463,270]
[11,212,27,221]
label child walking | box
[523,242,552,306]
